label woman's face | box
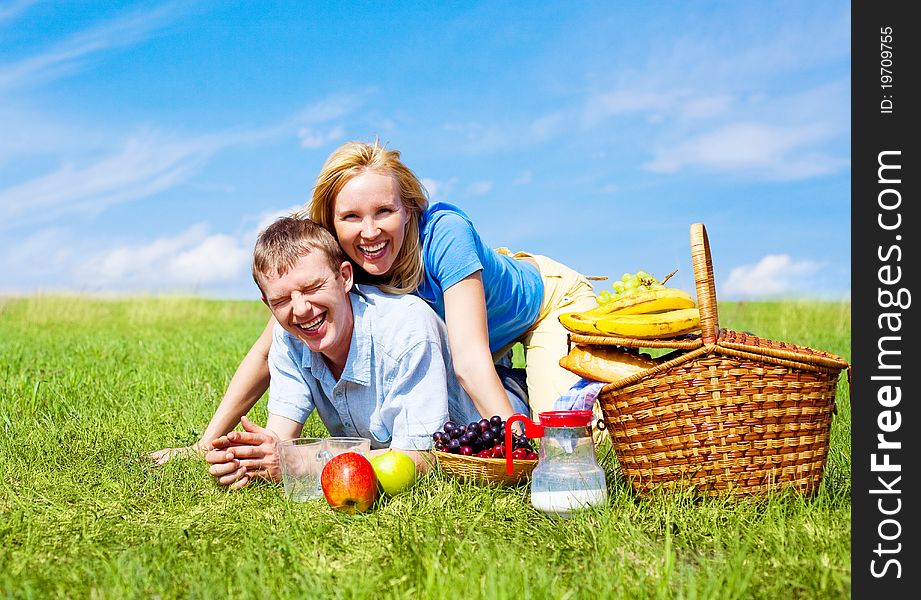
[333,171,410,277]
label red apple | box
[320,452,378,514]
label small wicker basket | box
[432,451,537,486]
[573,223,850,497]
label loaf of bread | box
[558,344,658,383]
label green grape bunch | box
[595,270,667,306]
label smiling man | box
[206,216,527,488]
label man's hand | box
[205,416,282,489]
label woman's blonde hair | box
[305,140,429,295]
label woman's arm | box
[149,316,276,465]
[442,272,516,421]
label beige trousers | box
[493,250,598,415]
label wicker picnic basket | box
[571,223,849,497]
[432,451,537,486]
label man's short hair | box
[252,216,349,296]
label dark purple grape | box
[480,431,495,446]
[444,421,457,432]
[447,439,461,453]
[460,431,477,446]
[490,425,501,436]
[432,431,445,443]
[449,427,464,439]
[457,425,468,436]
[467,422,480,434]
[478,419,490,432]
[490,415,502,427]
[434,442,446,451]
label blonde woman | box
[151,141,596,464]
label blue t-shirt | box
[416,202,544,352]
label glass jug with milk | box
[505,410,607,517]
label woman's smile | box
[334,171,409,276]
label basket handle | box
[690,223,719,344]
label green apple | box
[370,450,416,496]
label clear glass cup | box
[278,437,326,502]
[277,437,371,502]
[324,437,371,458]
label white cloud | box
[169,234,250,284]
[421,177,458,202]
[680,94,735,119]
[466,180,493,196]
[528,113,566,140]
[0,2,189,91]
[0,226,80,279]
[293,93,368,126]
[0,89,365,232]
[583,88,738,126]
[0,0,38,24]
[246,204,305,243]
[512,170,532,185]
[584,90,674,123]
[443,122,510,154]
[721,254,822,299]
[0,204,307,294]
[641,122,848,180]
[77,223,250,288]
[298,124,345,149]
[0,132,213,230]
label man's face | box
[261,251,355,369]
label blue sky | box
[0,1,851,301]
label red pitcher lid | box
[537,410,593,427]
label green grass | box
[0,297,851,599]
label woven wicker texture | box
[595,223,848,497]
[568,333,704,351]
[433,451,536,486]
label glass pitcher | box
[506,410,607,517]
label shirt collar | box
[296,286,372,387]
[337,286,372,386]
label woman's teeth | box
[359,241,387,257]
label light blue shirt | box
[267,285,485,451]
[416,202,544,353]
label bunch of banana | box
[559,287,701,339]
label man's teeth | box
[359,241,386,254]
[300,314,325,331]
